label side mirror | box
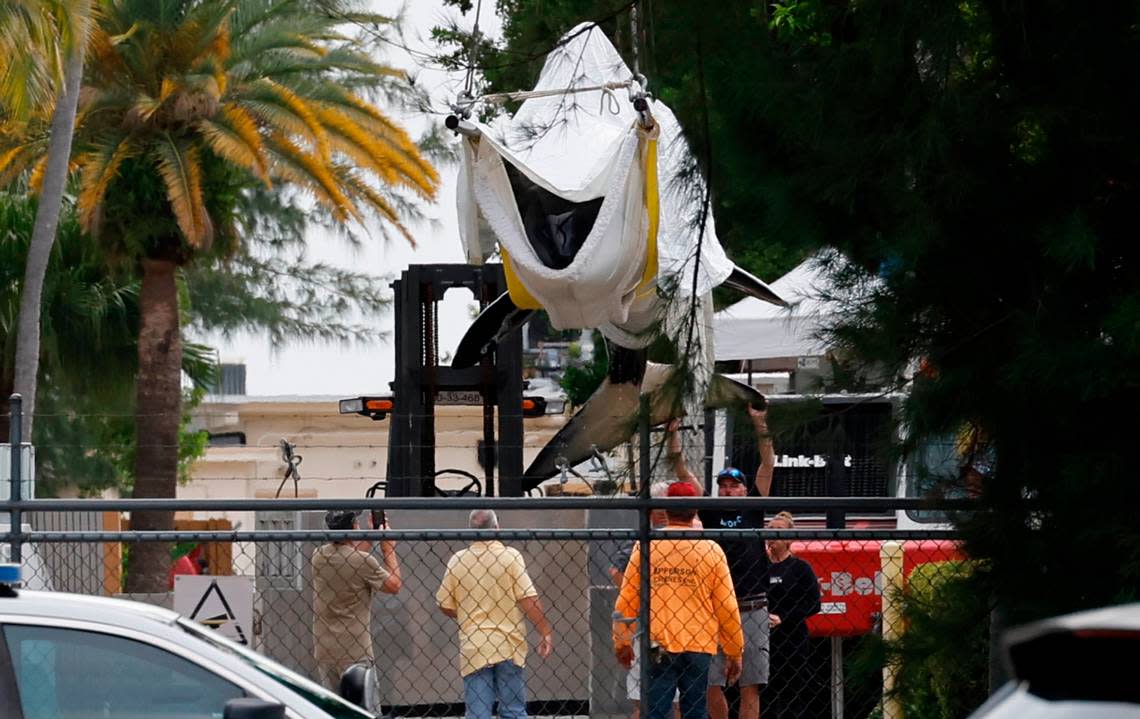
[339,663,369,708]
[223,697,285,719]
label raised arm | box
[377,518,402,594]
[666,418,702,492]
[748,405,775,497]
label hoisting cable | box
[478,79,635,105]
[461,0,485,107]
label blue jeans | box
[646,651,711,719]
[463,660,527,719]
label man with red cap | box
[613,481,743,719]
[670,404,775,719]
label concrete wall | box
[253,507,603,708]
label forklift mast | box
[386,264,524,497]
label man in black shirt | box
[765,512,822,719]
[670,405,775,719]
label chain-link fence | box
[1,494,980,719]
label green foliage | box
[851,561,990,718]
[470,0,1140,626]
[560,330,609,407]
[0,189,211,495]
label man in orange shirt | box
[614,482,743,719]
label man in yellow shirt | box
[614,482,744,719]
[437,509,554,719]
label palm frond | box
[28,151,81,194]
[247,78,329,159]
[85,26,129,86]
[197,103,269,181]
[76,133,136,236]
[151,135,213,248]
[307,84,437,175]
[340,171,413,245]
[0,139,48,189]
[265,131,359,223]
[0,0,93,117]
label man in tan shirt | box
[437,509,553,719]
[311,510,402,690]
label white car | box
[0,565,373,719]
[969,602,1140,717]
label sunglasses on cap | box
[716,468,746,484]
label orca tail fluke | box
[724,265,788,307]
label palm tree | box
[1,0,92,443]
[1,0,439,591]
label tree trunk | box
[124,258,182,594]
[12,44,86,441]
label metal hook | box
[627,73,650,102]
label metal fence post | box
[8,393,23,564]
[638,395,651,710]
[830,637,844,719]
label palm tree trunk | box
[124,258,182,594]
[12,43,86,440]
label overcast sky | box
[196,1,504,396]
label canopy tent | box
[713,258,834,362]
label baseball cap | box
[717,467,747,484]
[666,482,700,497]
[325,510,360,530]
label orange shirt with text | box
[613,533,743,659]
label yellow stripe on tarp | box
[501,246,544,309]
[637,135,659,295]
[501,127,657,309]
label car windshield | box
[177,619,373,719]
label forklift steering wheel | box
[433,469,482,497]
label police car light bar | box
[0,563,21,593]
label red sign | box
[793,540,965,637]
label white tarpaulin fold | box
[457,23,734,345]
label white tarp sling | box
[456,23,735,344]
[471,125,649,329]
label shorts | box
[626,640,680,702]
[708,606,769,688]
